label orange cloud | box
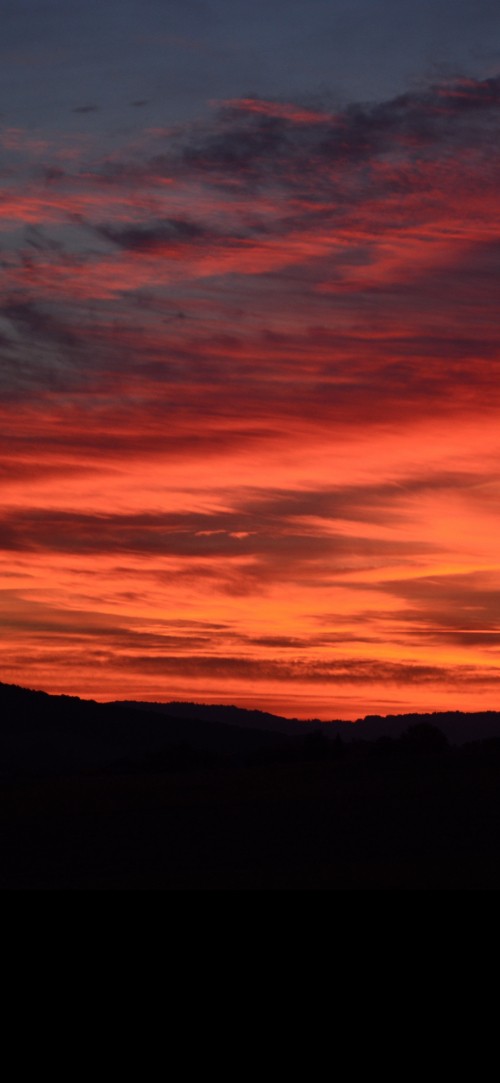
[2,77,500,715]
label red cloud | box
[2,75,500,714]
[216,97,334,124]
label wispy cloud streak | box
[1,75,500,715]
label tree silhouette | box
[400,723,449,755]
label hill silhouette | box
[2,681,500,889]
[112,696,500,745]
[0,681,291,777]
[112,699,317,736]
[2,683,500,774]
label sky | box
[2,2,500,719]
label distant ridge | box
[110,697,500,744]
[2,684,500,767]
[0,681,291,776]
[111,699,315,736]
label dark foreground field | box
[2,682,500,889]
[3,749,500,890]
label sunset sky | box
[2,1,500,718]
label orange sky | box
[1,76,500,718]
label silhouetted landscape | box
[2,680,500,889]
[4,7,500,888]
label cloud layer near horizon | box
[1,74,500,717]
